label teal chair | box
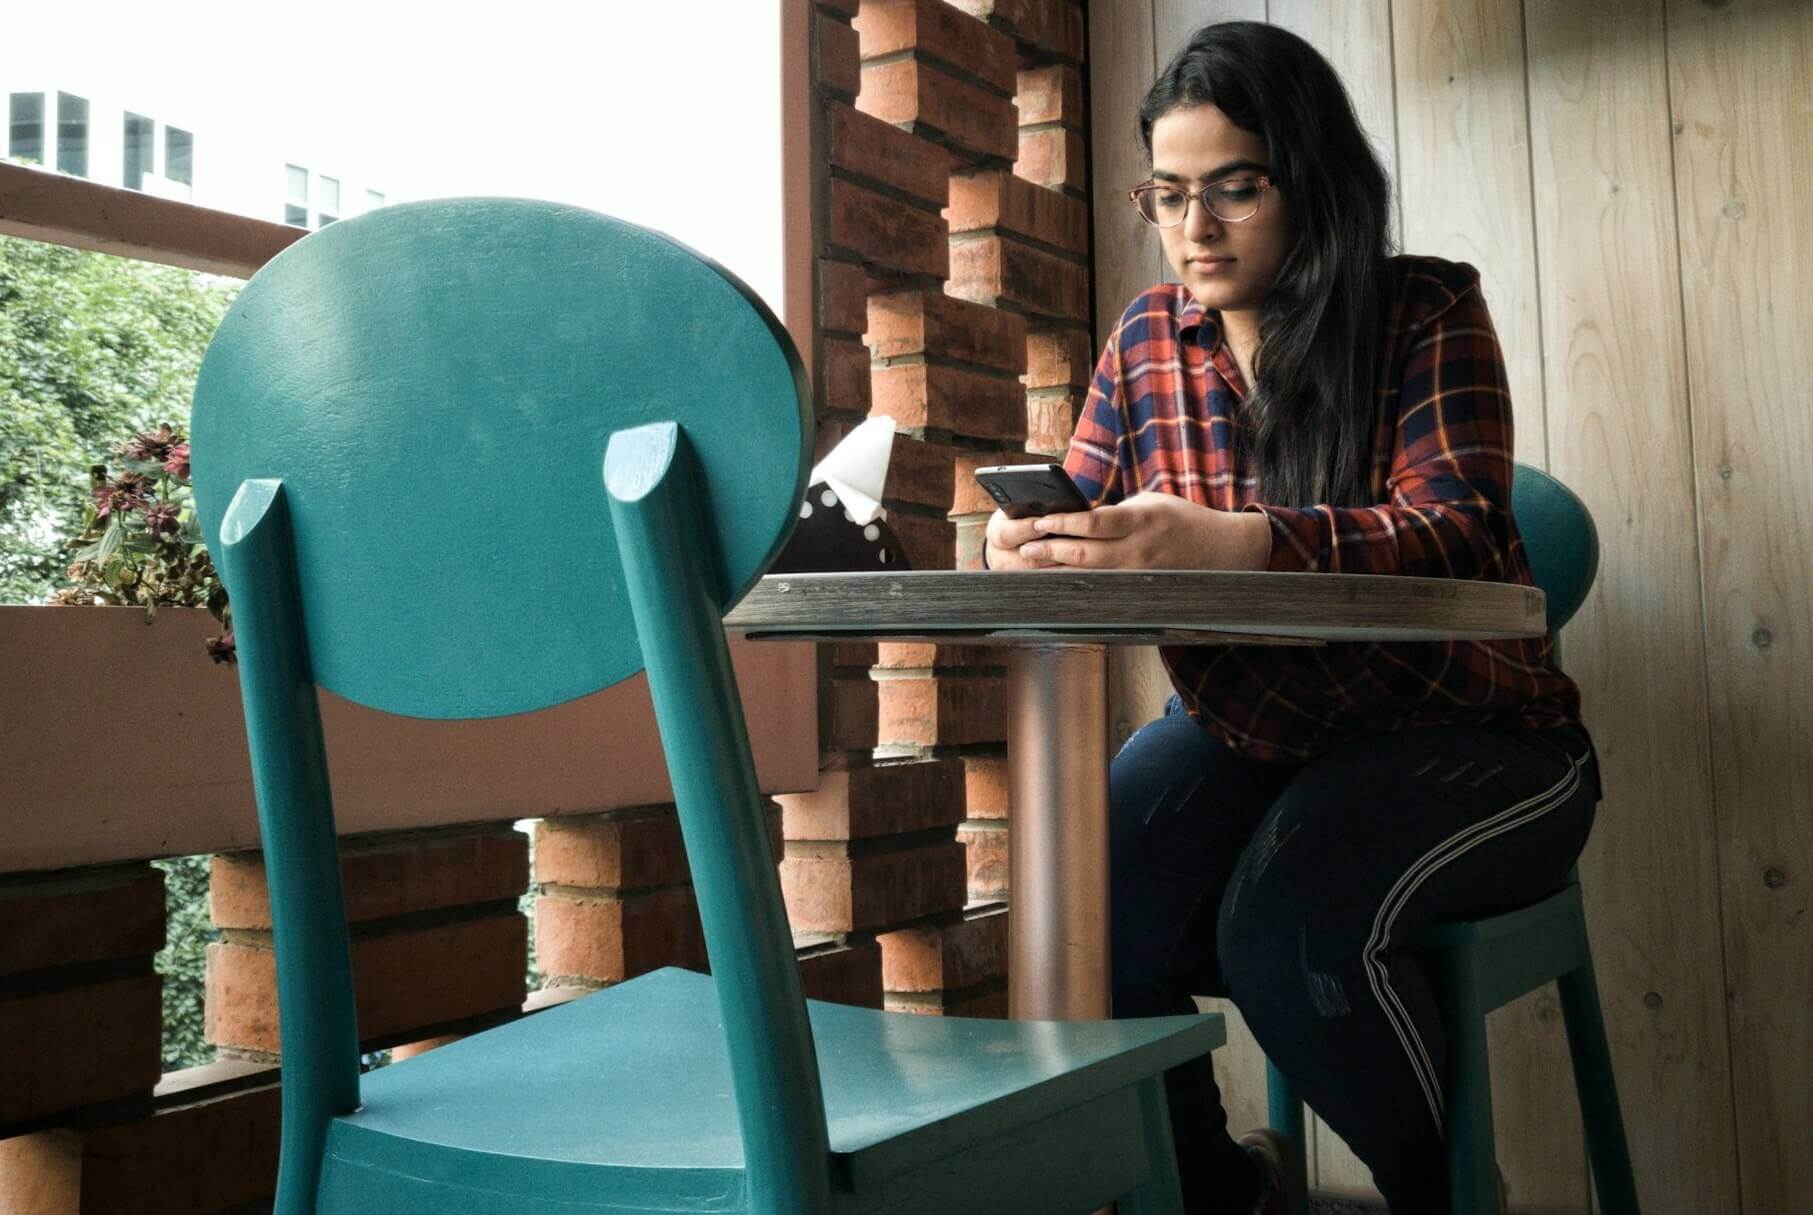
[1263,464,1639,1215]
[189,198,1223,1215]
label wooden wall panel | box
[1666,1,1813,1211]
[1524,2,1740,1210]
[1392,0,1549,468]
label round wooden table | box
[727,569,1546,1021]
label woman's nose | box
[1184,195,1223,242]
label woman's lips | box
[1188,256,1236,274]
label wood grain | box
[1666,1,1813,1210]
[726,570,1546,641]
[1392,0,1550,469]
[1518,3,1747,1209]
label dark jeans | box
[1111,699,1600,1214]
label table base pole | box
[1006,644,1110,1021]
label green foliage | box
[0,234,237,603]
[154,854,218,1071]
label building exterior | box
[4,82,385,228]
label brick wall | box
[785,0,1091,1019]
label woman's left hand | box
[1015,492,1273,571]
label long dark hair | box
[1140,22,1393,508]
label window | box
[365,189,386,209]
[123,112,155,191]
[8,93,44,164]
[165,126,193,189]
[56,91,88,177]
[284,162,309,227]
[317,174,340,226]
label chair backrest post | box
[605,422,834,1215]
[218,478,362,1215]
[1511,463,1600,634]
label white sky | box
[2,0,785,303]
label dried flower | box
[206,632,237,664]
[143,502,182,536]
[123,422,180,463]
[163,442,191,479]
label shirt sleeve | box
[1244,283,1517,580]
[1062,324,1135,508]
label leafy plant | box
[51,422,234,661]
[154,854,218,1071]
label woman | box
[984,21,1600,1215]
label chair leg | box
[1557,944,1641,1215]
[1442,963,1501,1215]
[1119,1076,1185,1215]
[1265,1059,1310,1213]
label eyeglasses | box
[1129,175,1273,227]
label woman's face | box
[1147,104,1291,315]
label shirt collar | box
[1177,295,1223,351]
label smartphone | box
[973,463,1092,519]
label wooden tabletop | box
[726,570,1546,646]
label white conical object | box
[808,415,895,526]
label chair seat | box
[319,967,1222,1210]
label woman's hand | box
[998,492,1273,571]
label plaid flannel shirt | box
[1064,256,1582,764]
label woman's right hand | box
[983,509,1056,570]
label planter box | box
[0,606,817,873]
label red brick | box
[879,901,1009,992]
[949,234,1090,321]
[0,976,162,1126]
[959,819,1010,899]
[964,754,1011,819]
[779,758,966,840]
[955,514,990,570]
[1016,64,1083,127]
[946,0,1085,62]
[821,334,873,414]
[827,177,948,281]
[867,289,1027,373]
[1016,125,1087,193]
[533,887,704,986]
[0,865,163,976]
[817,12,862,101]
[854,0,1019,95]
[1025,326,1095,389]
[883,432,958,512]
[820,257,872,336]
[205,914,526,1054]
[952,447,1034,516]
[825,671,881,752]
[780,839,968,933]
[947,168,1088,253]
[211,827,526,930]
[796,936,885,1007]
[858,58,1020,166]
[81,1078,280,1213]
[876,508,956,570]
[1026,386,1084,455]
[828,102,951,209]
[877,672,1007,747]
[534,808,687,891]
[874,642,1003,669]
[873,361,1026,440]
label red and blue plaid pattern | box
[1065,256,1582,763]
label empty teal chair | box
[189,198,1223,1215]
[1263,464,1639,1215]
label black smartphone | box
[973,463,1092,519]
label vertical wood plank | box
[1392,0,1549,469]
[1667,1,1813,1210]
[1268,0,1402,247]
[1091,0,1165,342]
[1524,2,1743,1211]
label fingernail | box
[1033,518,1052,532]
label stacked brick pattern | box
[784,0,1089,1019]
